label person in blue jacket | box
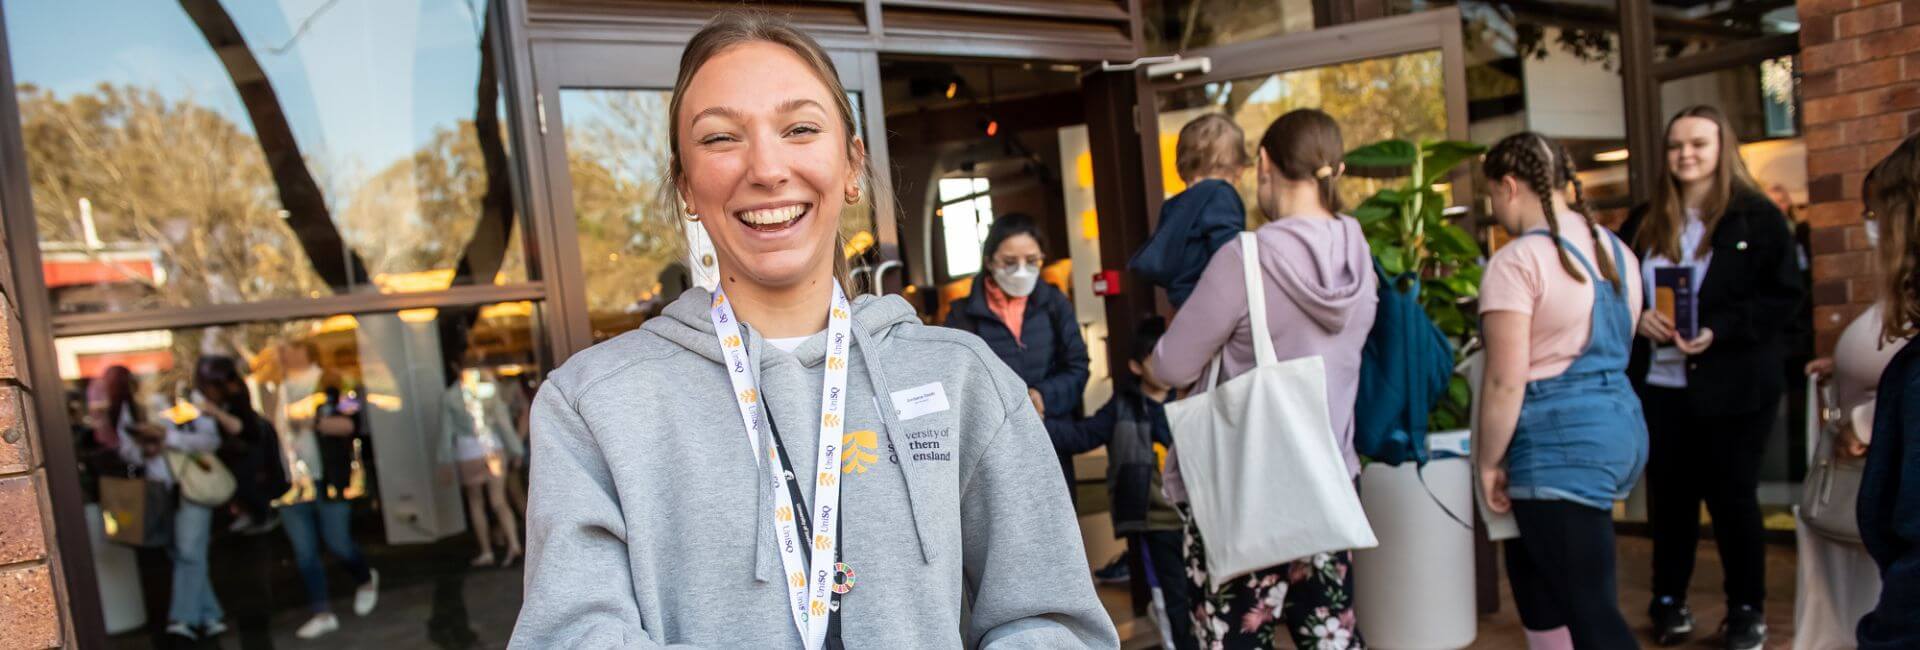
[1129,113,1250,308]
[946,213,1091,486]
[1855,132,1920,650]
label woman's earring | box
[683,202,700,222]
[845,187,862,204]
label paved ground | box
[115,535,1799,649]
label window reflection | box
[11,0,527,315]
[1156,51,1449,223]
[60,300,542,645]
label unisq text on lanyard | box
[711,283,852,650]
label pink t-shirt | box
[1478,217,1644,381]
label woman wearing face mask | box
[1475,132,1645,649]
[1619,105,1803,650]
[512,12,1115,649]
[944,213,1091,487]
[1853,133,1920,649]
[1151,108,1378,649]
[1795,215,1905,649]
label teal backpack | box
[1354,257,1455,467]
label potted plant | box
[1343,138,1486,650]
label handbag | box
[1801,376,1864,544]
[1165,232,1378,584]
[98,472,173,548]
[166,450,237,508]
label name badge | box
[890,382,950,421]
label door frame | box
[512,32,896,365]
[1134,7,1471,218]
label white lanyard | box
[711,283,852,650]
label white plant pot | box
[1352,434,1477,650]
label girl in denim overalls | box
[1476,133,1648,649]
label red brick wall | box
[1800,0,1920,352]
[0,222,64,646]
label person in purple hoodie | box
[1150,108,1378,649]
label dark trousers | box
[1505,499,1636,649]
[1132,530,1195,650]
[1643,386,1770,608]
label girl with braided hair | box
[1477,131,1646,649]
[1619,106,1803,650]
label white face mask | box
[1866,219,1882,248]
[991,264,1041,298]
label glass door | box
[527,41,890,362]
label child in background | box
[1129,113,1250,309]
[1054,316,1194,649]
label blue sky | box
[6,0,490,184]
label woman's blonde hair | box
[1636,105,1761,262]
[1864,133,1920,343]
[1175,113,1249,184]
[662,11,881,291]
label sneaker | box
[295,612,340,640]
[227,514,256,534]
[200,619,228,638]
[1092,553,1130,584]
[164,621,199,640]
[1649,596,1694,646]
[1722,604,1766,650]
[354,569,380,616]
[241,513,281,536]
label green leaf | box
[1432,305,1468,336]
[1430,223,1481,258]
[1377,246,1409,276]
[1448,374,1471,406]
[1418,140,1488,187]
[1345,140,1418,168]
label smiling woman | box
[510,11,1118,650]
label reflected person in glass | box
[265,341,380,640]
[439,360,525,568]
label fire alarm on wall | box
[1092,270,1122,296]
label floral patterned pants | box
[1183,505,1366,649]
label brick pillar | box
[0,217,64,645]
[1800,0,1919,352]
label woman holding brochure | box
[1619,104,1803,650]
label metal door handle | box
[869,260,902,297]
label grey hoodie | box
[511,288,1117,649]
[1152,216,1379,479]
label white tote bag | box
[1166,232,1378,584]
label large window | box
[57,301,543,643]
[937,177,994,277]
[9,0,527,315]
[1155,50,1449,224]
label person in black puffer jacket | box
[945,213,1090,490]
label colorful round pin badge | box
[832,562,857,594]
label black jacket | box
[946,275,1090,486]
[944,275,1090,421]
[1053,380,1180,533]
[1858,338,1920,648]
[1620,188,1805,416]
[1129,179,1246,308]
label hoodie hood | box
[646,286,923,366]
[1256,216,1375,333]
